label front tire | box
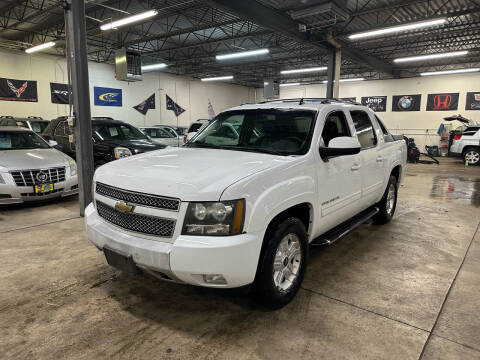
[463,148,480,165]
[373,175,398,225]
[253,217,308,309]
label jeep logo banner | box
[426,93,459,111]
[361,96,387,112]
[0,77,38,102]
[465,92,480,110]
[94,86,122,107]
[50,82,72,104]
[392,94,421,112]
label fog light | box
[203,274,227,285]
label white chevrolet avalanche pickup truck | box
[86,99,406,308]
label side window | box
[375,115,388,135]
[54,121,66,136]
[350,110,377,149]
[322,111,351,146]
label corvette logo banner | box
[94,86,122,107]
[392,94,421,111]
[426,93,459,111]
[361,96,387,112]
[50,83,71,104]
[0,77,38,102]
[465,92,480,110]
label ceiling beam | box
[204,0,397,76]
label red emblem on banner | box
[433,94,452,110]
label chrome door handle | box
[376,156,384,162]
[351,164,361,171]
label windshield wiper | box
[222,146,285,156]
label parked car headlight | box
[69,159,77,176]
[114,147,132,159]
[182,199,245,236]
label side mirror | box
[319,136,361,161]
[48,140,58,147]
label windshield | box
[186,109,317,155]
[142,127,174,139]
[92,123,148,141]
[29,121,49,134]
[0,131,50,150]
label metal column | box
[64,0,94,216]
[326,49,341,99]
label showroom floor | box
[1,158,479,360]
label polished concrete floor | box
[1,158,479,359]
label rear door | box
[316,109,363,233]
[349,109,385,207]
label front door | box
[316,110,363,234]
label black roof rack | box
[259,98,362,106]
[27,116,44,119]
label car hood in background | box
[0,148,69,170]
[98,138,165,152]
[95,147,293,201]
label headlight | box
[69,159,77,176]
[114,147,132,159]
[182,199,245,236]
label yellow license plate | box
[35,183,54,193]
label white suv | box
[86,99,406,308]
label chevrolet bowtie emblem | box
[115,201,134,213]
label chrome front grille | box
[10,167,66,187]
[95,182,180,211]
[96,200,176,237]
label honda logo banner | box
[426,93,459,111]
[392,94,421,112]
[0,77,38,102]
[50,83,71,104]
[465,92,480,110]
[361,96,387,112]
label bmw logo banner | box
[94,86,122,107]
[392,94,421,112]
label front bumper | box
[85,203,262,288]
[0,172,78,205]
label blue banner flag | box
[94,86,122,107]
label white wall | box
[0,49,255,128]
[275,72,480,149]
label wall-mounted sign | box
[426,93,459,111]
[0,77,38,102]
[94,86,122,107]
[392,94,421,112]
[361,96,387,112]
[465,92,480,110]
[50,83,71,104]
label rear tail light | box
[183,134,187,143]
[453,134,462,140]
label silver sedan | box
[0,127,78,205]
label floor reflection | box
[430,176,480,207]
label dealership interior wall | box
[2,47,480,150]
[0,48,256,128]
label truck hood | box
[94,147,291,201]
[0,148,70,170]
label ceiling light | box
[201,75,234,82]
[100,10,158,31]
[279,83,301,87]
[420,68,480,76]
[216,48,269,61]
[322,77,365,83]
[25,41,55,54]
[280,66,327,75]
[348,18,446,40]
[142,63,167,71]
[394,51,468,63]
